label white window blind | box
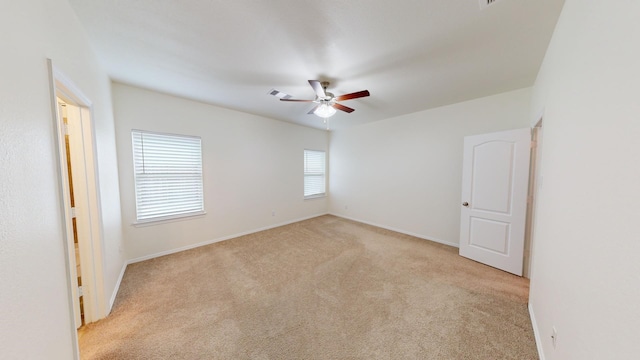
[132,130,204,222]
[304,149,326,198]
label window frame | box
[303,149,327,199]
[131,129,205,224]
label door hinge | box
[71,207,76,218]
[78,286,83,297]
[63,123,70,135]
[530,140,537,149]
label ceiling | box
[68,0,565,131]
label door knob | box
[462,202,469,207]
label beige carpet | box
[79,215,537,359]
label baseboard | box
[328,213,459,248]
[529,302,545,360]
[127,213,329,265]
[109,262,128,312]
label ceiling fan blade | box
[307,105,320,114]
[308,80,326,98]
[335,90,370,101]
[268,89,293,99]
[333,103,355,113]
[280,98,315,102]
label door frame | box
[47,59,106,351]
[524,118,544,278]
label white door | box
[459,128,531,276]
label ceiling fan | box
[270,80,370,119]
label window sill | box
[132,211,206,227]
[304,194,326,200]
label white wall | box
[112,84,329,260]
[528,1,640,359]
[329,88,532,246]
[0,0,125,359]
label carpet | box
[79,215,537,359]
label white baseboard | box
[328,213,459,248]
[529,302,545,360]
[127,213,329,265]
[109,262,128,312]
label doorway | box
[48,60,107,357]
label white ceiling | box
[68,0,565,131]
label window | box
[132,130,204,222]
[304,149,326,198]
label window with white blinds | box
[304,149,326,198]
[132,130,204,222]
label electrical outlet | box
[551,327,557,348]
[271,211,276,217]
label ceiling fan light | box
[314,104,336,118]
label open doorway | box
[48,60,107,357]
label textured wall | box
[0,0,125,358]
[329,88,532,246]
[112,84,329,261]
[528,1,640,358]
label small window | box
[132,130,204,222]
[304,149,326,198]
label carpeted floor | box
[79,215,537,359]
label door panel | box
[459,128,531,276]
[471,141,514,213]
[469,217,510,254]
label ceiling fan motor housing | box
[273,79,370,116]
[320,82,334,101]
